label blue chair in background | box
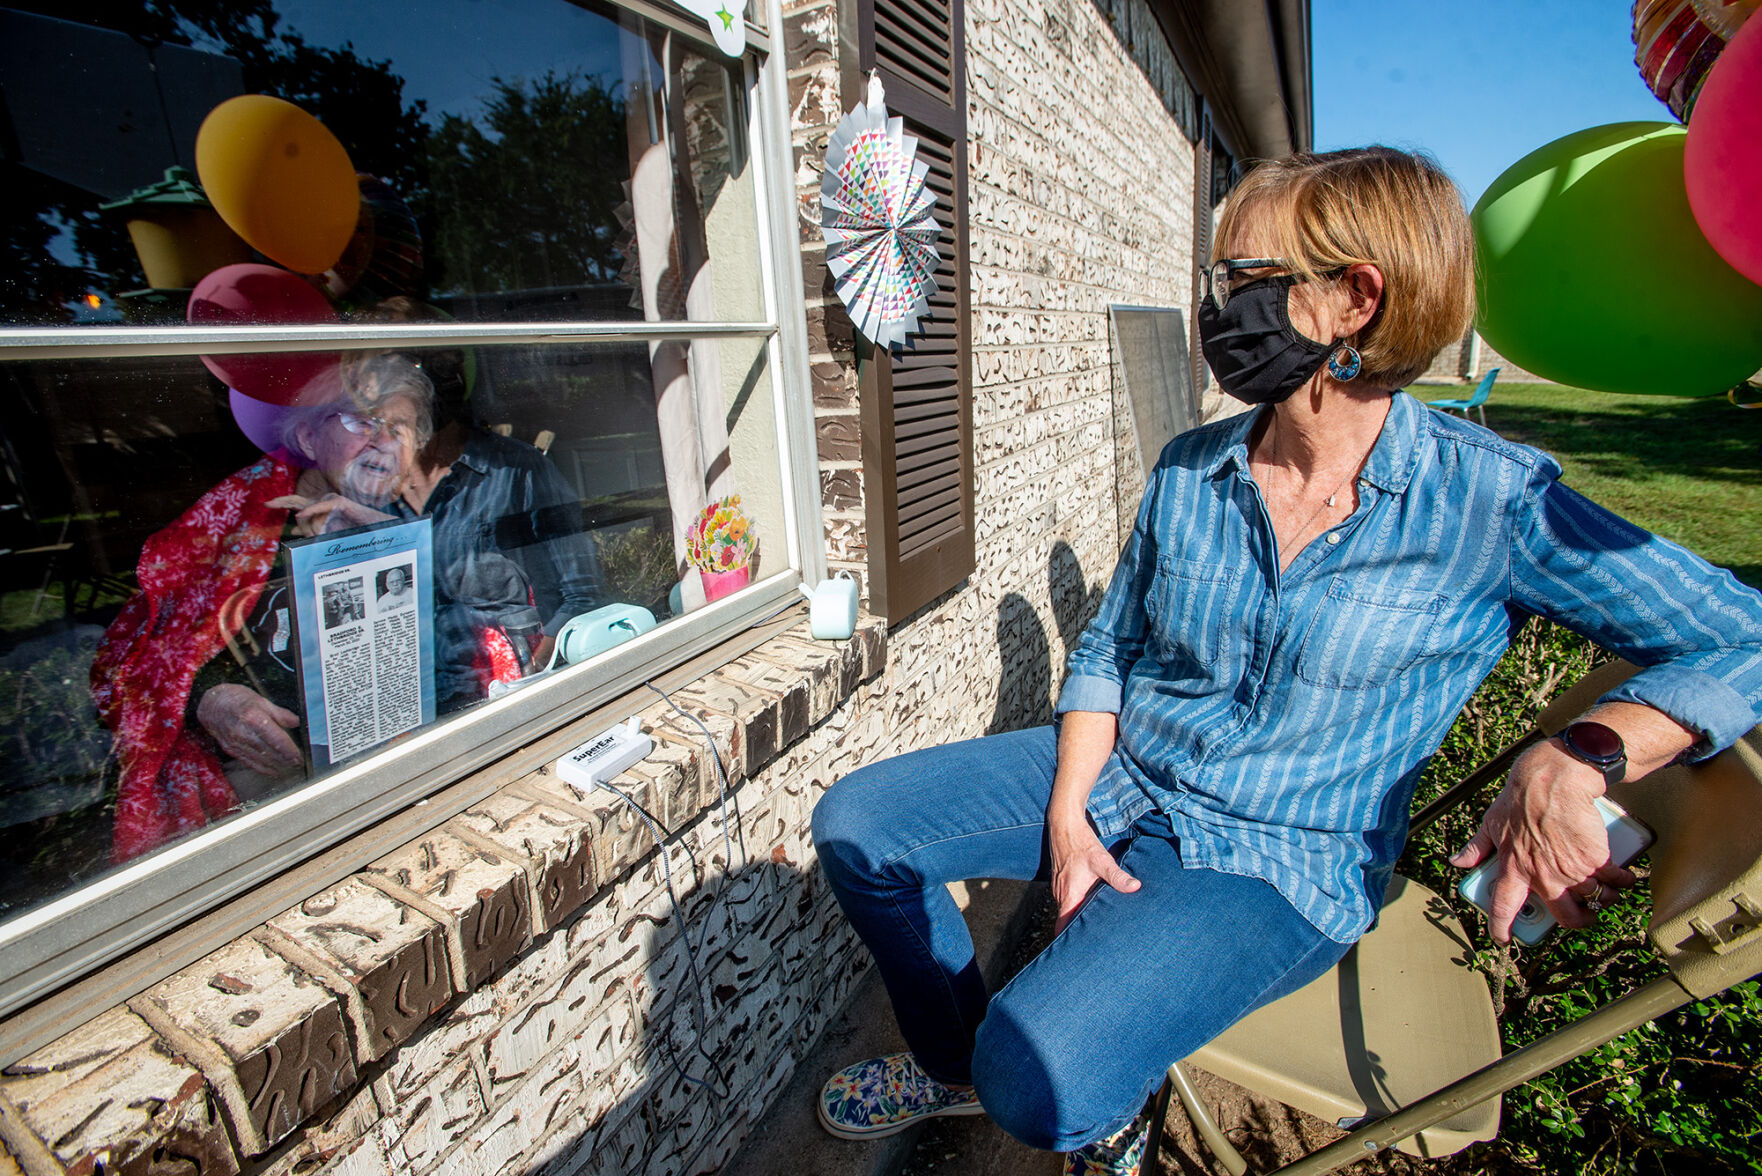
[1426,367,1500,427]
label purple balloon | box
[229,388,311,466]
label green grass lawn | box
[1456,381,1762,588]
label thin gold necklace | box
[1285,468,1355,542]
[1266,427,1359,546]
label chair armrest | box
[1613,729,1762,997]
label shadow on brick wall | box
[511,822,848,1175]
[988,541,1104,735]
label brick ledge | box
[0,614,886,1175]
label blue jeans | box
[811,725,1352,1152]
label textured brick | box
[517,769,660,891]
[132,937,354,1156]
[1,1007,239,1176]
[748,633,850,723]
[715,653,816,753]
[809,358,854,408]
[648,701,745,789]
[363,830,534,992]
[453,789,599,934]
[252,1084,387,1176]
[374,986,488,1104]
[820,468,861,511]
[815,413,861,462]
[384,1058,485,1173]
[856,615,888,677]
[264,878,452,1064]
[783,2,836,68]
[668,671,785,777]
[464,1013,595,1175]
[619,751,695,831]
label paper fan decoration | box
[821,74,943,350]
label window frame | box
[0,0,824,1027]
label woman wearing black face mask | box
[808,146,1762,1176]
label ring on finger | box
[1580,882,1606,913]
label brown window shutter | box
[1190,111,1212,397]
[852,0,973,625]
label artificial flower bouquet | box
[686,495,757,601]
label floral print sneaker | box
[1062,1112,1149,1176]
[817,1052,985,1139]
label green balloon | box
[1473,122,1762,397]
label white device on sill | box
[556,718,654,795]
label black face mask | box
[1197,275,1333,406]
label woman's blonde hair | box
[1213,146,1475,390]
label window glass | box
[0,0,785,924]
[0,0,763,325]
[0,331,785,919]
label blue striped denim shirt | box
[1058,391,1762,942]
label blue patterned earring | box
[1326,344,1363,382]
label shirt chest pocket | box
[1294,582,1446,690]
[1145,555,1238,668]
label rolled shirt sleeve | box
[1509,460,1762,758]
[521,457,607,636]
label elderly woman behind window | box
[91,354,432,863]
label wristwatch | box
[1559,720,1628,787]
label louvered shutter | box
[1191,111,1213,397]
[853,0,973,625]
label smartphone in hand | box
[1456,796,1654,945]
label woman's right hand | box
[1046,709,1136,935]
[1049,806,1140,936]
[267,493,394,536]
[196,684,303,777]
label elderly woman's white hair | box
[279,353,436,459]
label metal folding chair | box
[1147,659,1762,1174]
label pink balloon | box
[1686,15,1762,286]
[188,264,340,405]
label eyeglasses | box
[1199,257,1289,310]
[333,411,416,442]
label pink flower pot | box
[699,565,751,602]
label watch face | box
[1567,721,1624,762]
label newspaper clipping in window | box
[287,518,436,769]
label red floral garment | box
[91,456,298,864]
[472,625,525,694]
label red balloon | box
[1686,14,1762,286]
[187,263,341,405]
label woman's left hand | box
[1449,739,1636,943]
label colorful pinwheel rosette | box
[820,74,944,351]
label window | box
[0,0,817,1016]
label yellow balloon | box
[195,95,358,274]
